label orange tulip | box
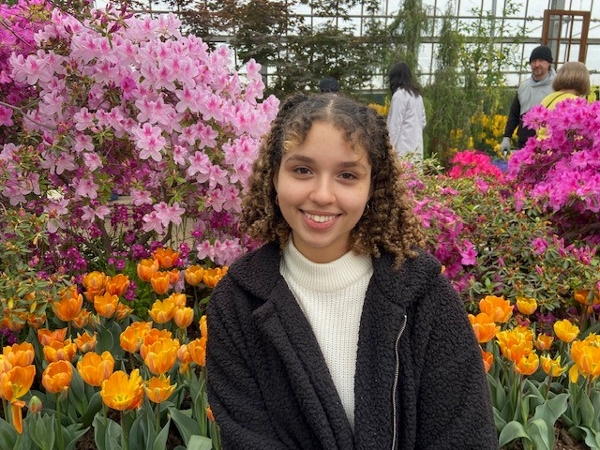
[53,286,83,322]
[553,319,580,343]
[496,326,534,363]
[206,406,215,422]
[140,329,173,358]
[3,342,34,367]
[42,360,73,394]
[100,369,144,411]
[144,374,176,403]
[468,313,499,343]
[120,321,153,353]
[105,274,131,297]
[574,289,593,306]
[0,356,12,374]
[93,292,120,318]
[570,334,600,381]
[142,338,180,375]
[43,339,77,363]
[82,271,107,292]
[479,295,513,323]
[199,315,207,339]
[26,312,46,329]
[514,352,539,376]
[153,247,179,269]
[115,302,133,320]
[148,297,177,324]
[188,337,207,366]
[38,327,67,346]
[137,258,159,282]
[150,271,170,295]
[177,344,192,374]
[72,309,91,329]
[174,307,194,329]
[74,331,97,353]
[11,400,25,434]
[0,365,35,401]
[3,311,27,332]
[516,297,537,316]
[77,351,115,387]
[534,333,554,351]
[169,293,187,309]
[184,265,204,286]
[167,269,180,286]
[481,349,494,373]
[203,267,228,288]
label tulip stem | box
[57,398,65,450]
[121,411,129,450]
[155,401,160,434]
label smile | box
[304,212,337,223]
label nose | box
[309,178,335,204]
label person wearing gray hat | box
[500,45,556,153]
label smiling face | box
[530,58,551,81]
[273,121,372,263]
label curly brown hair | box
[240,92,425,268]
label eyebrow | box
[283,154,370,171]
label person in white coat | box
[386,62,427,162]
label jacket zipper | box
[391,314,407,450]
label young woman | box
[206,92,497,450]
[387,62,427,161]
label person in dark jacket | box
[207,92,498,450]
[500,45,556,153]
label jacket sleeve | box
[413,274,498,449]
[206,278,289,450]
[503,93,520,138]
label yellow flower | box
[101,369,144,411]
[93,292,120,318]
[199,315,207,339]
[168,293,186,308]
[77,351,115,387]
[53,286,83,322]
[148,297,176,324]
[570,334,600,381]
[553,319,580,343]
[137,258,159,282]
[3,342,34,367]
[479,295,513,323]
[144,374,176,403]
[540,355,567,377]
[140,329,173,358]
[177,344,192,374]
[184,265,204,286]
[496,326,534,363]
[174,307,194,329]
[142,338,180,375]
[42,360,73,394]
[120,321,153,354]
[468,312,499,343]
[74,331,97,353]
[516,297,537,316]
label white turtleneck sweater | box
[280,241,373,429]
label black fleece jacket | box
[207,243,498,450]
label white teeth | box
[305,213,335,223]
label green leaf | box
[64,424,90,450]
[528,418,552,450]
[28,414,55,450]
[93,413,123,450]
[0,417,18,450]
[79,392,103,428]
[168,407,202,446]
[580,426,600,450]
[498,420,531,448]
[152,418,172,450]
[67,365,88,416]
[187,435,214,450]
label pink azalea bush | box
[508,98,600,244]
[0,1,279,277]
[447,149,505,180]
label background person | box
[500,45,556,153]
[541,61,590,109]
[386,62,427,162]
[207,92,497,450]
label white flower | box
[46,189,64,201]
